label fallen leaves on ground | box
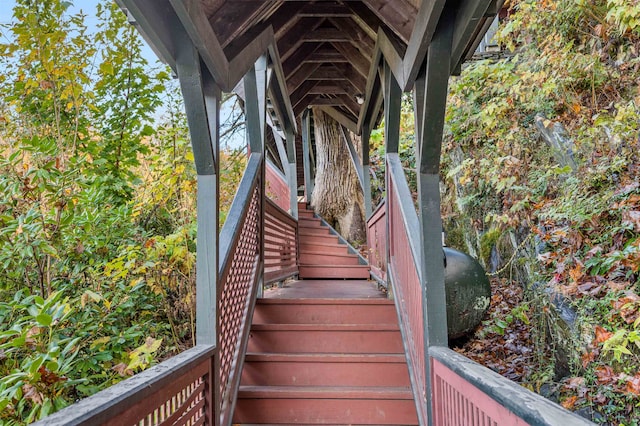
[454,277,541,383]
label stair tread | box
[256,298,394,305]
[245,353,406,363]
[299,250,357,257]
[251,324,398,331]
[237,385,413,400]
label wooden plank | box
[340,125,364,191]
[362,0,415,42]
[308,83,350,95]
[345,1,402,43]
[294,94,319,117]
[222,2,306,59]
[210,1,273,48]
[298,3,353,17]
[361,123,372,218]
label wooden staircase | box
[297,203,370,279]
[233,296,418,425]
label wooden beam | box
[293,94,320,117]
[382,61,401,154]
[222,2,306,58]
[451,0,501,70]
[331,42,371,77]
[210,1,273,48]
[287,62,322,93]
[267,43,298,134]
[402,0,447,90]
[303,28,354,42]
[414,9,454,424]
[306,50,350,63]
[345,2,403,43]
[361,123,372,218]
[290,80,320,107]
[282,42,323,76]
[176,42,218,175]
[277,17,325,61]
[168,0,229,87]
[307,65,349,80]
[362,0,415,43]
[298,3,353,17]
[329,17,376,56]
[308,83,350,95]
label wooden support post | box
[301,109,314,202]
[361,123,372,219]
[243,55,268,298]
[176,38,220,426]
[414,9,454,426]
[285,126,299,218]
[382,60,402,303]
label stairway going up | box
[233,283,419,425]
[297,202,370,279]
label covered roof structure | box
[119,0,503,135]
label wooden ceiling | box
[119,0,501,136]
[202,0,419,125]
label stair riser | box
[299,244,348,255]
[298,234,339,244]
[299,265,370,279]
[299,253,359,265]
[298,228,331,236]
[252,304,398,325]
[298,218,322,226]
[247,330,403,353]
[233,399,418,425]
[241,361,410,387]
[297,211,315,218]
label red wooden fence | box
[265,160,290,212]
[366,200,387,282]
[264,198,298,283]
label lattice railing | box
[386,154,427,425]
[264,198,298,283]
[217,153,263,424]
[31,345,215,426]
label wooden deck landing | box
[264,279,385,299]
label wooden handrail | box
[430,347,594,425]
[32,345,216,426]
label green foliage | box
[0,1,250,423]
[441,0,640,421]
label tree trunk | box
[310,108,366,244]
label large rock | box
[444,248,491,339]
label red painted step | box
[299,242,348,255]
[247,324,403,354]
[234,387,417,425]
[252,299,398,325]
[299,252,360,265]
[298,264,371,279]
[298,227,331,236]
[241,353,411,387]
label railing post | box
[285,126,298,218]
[176,38,220,426]
[301,109,314,202]
[382,60,402,303]
[361,123,372,219]
[414,9,454,426]
[243,55,268,299]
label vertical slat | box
[284,127,298,218]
